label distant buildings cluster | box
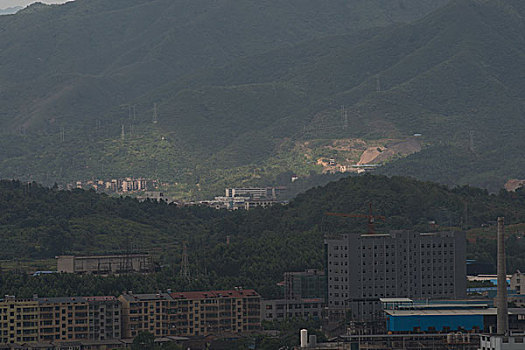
[199,187,288,210]
[67,178,154,194]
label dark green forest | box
[1,175,525,298]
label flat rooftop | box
[380,298,413,303]
[385,308,525,317]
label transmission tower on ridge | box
[469,130,475,153]
[340,105,348,130]
[153,103,158,124]
[180,242,190,281]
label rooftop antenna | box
[153,103,158,124]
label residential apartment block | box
[0,296,39,344]
[169,290,261,337]
[325,230,466,321]
[118,293,173,339]
[36,297,89,342]
[0,289,260,347]
[0,296,121,345]
[84,297,121,341]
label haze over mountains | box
[1,0,523,196]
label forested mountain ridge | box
[1,175,525,297]
[0,0,450,196]
[2,0,525,197]
[154,0,525,192]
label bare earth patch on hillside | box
[299,137,422,173]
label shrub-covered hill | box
[1,175,525,297]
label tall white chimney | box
[300,329,308,348]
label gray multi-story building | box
[325,230,466,321]
[84,296,121,341]
[261,298,324,322]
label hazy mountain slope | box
[133,0,525,192]
[0,0,453,195]
[0,0,448,130]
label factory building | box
[325,230,466,321]
[56,254,153,275]
[385,305,525,333]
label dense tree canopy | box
[1,175,525,298]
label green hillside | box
[156,0,525,193]
[1,175,525,297]
[2,0,525,196]
[0,0,450,197]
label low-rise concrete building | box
[261,298,324,322]
[479,333,525,350]
[56,254,152,275]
